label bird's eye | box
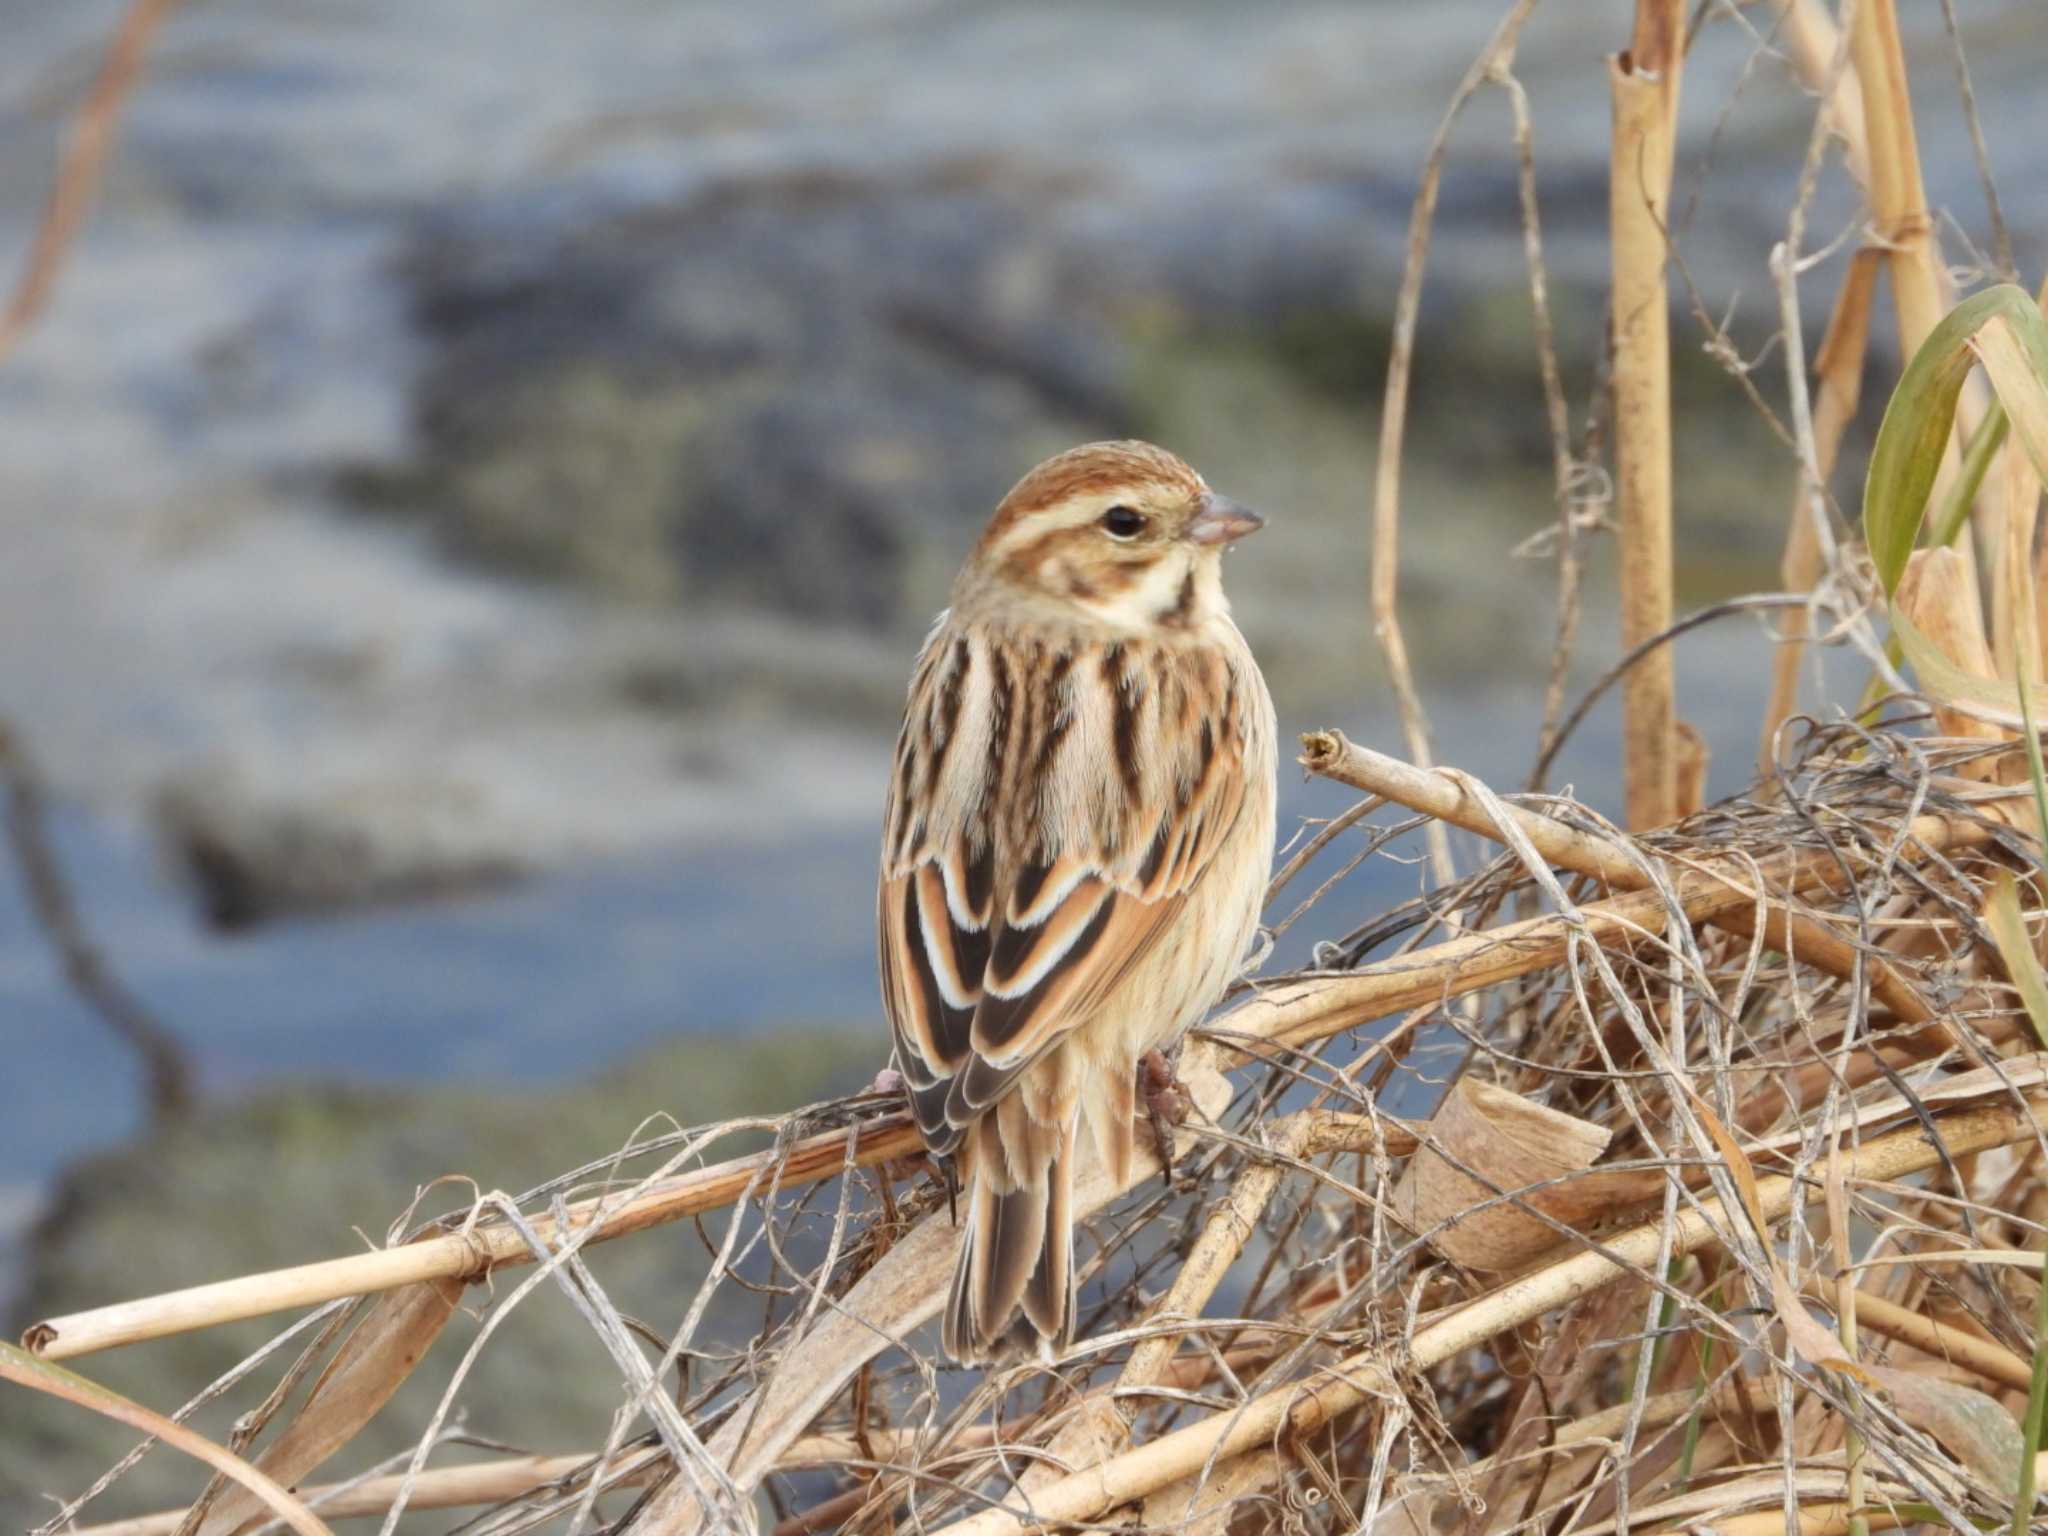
[1098,506,1146,539]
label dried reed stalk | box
[1300,729,1938,1027]
[1847,0,1943,358]
[1218,804,1993,1066]
[1609,0,1685,830]
[24,1114,924,1360]
[0,1342,332,1536]
[1772,0,1872,192]
[1849,0,1985,569]
[29,769,2009,1363]
[66,1453,664,1536]
[1811,1286,2035,1393]
[926,1096,2048,1536]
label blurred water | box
[0,609,1811,1201]
[0,809,872,1185]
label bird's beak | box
[1185,494,1265,546]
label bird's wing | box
[880,630,1256,1152]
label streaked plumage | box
[878,440,1277,1362]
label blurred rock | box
[154,768,524,930]
[10,0,2030,934]
[355,157,1418,627]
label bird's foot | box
[1139,1048,1189,1187]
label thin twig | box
[0,0,178,363]
[1370,0,1542,888]
[0,721,191,1122]
[926,1097,2048,1536]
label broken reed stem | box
[1760,250,1880,772]
[28,762,2006,1361]
[928,1095,2048,1536]
[1300,728,1939,1028]
[1238,858,1875,1062]
[1609,1,1685,831]
[24,1114,925,1361]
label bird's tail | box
[942,1102,1075,1363]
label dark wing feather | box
[879,626,1255,1152]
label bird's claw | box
[1139,1048,1189,1188]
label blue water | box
[0,809,888,1191]
[0,774,1411,1197]
[1,640,1789,1201]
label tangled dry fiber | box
[14,0,2048,1530]
[21,717,2048,1536]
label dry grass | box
[11,1,2048,1534]
[23,716,2048,1536]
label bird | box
[877,439,1277,1363]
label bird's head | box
[956,440,1264,636]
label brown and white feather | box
[877,440,1276,1361]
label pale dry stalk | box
[24,1114,926,1360]
[67,1453,665,1536]
[1808,1284,2035,1392]
[1609,0,1686,830]
[1849,0,1986,566]
[926,1097,2048,1536]
[30,782,2011,1362]
[1772,0,1873,191]
[68,1432,993,1536]
[1847,0,1943,358]
[1300,729,1938,1029]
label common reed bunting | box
[878,440,1277,1362]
